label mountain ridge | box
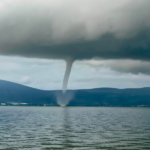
[0,80,150,107]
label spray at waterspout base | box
[55,91,74,106]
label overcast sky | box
[0,0,150,90]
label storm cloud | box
[0,0,150,61]
[1,0,150,94]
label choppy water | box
[0,107,150,150]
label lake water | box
[0,107,150,150]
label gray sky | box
[1,56,150,90]
[0,0,150,90]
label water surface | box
[0,107,150,150]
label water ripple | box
[0,107,150,150]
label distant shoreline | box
[0,106,150,108]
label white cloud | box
[19,76,34,85]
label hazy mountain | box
[0,80,150,107]
[0,80,57,106]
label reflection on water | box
[0,106,150,150]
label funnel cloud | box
[62,58,74,94]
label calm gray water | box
[0,107,150,150]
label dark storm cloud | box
[0,0,150,67]
[1,30,150,61]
